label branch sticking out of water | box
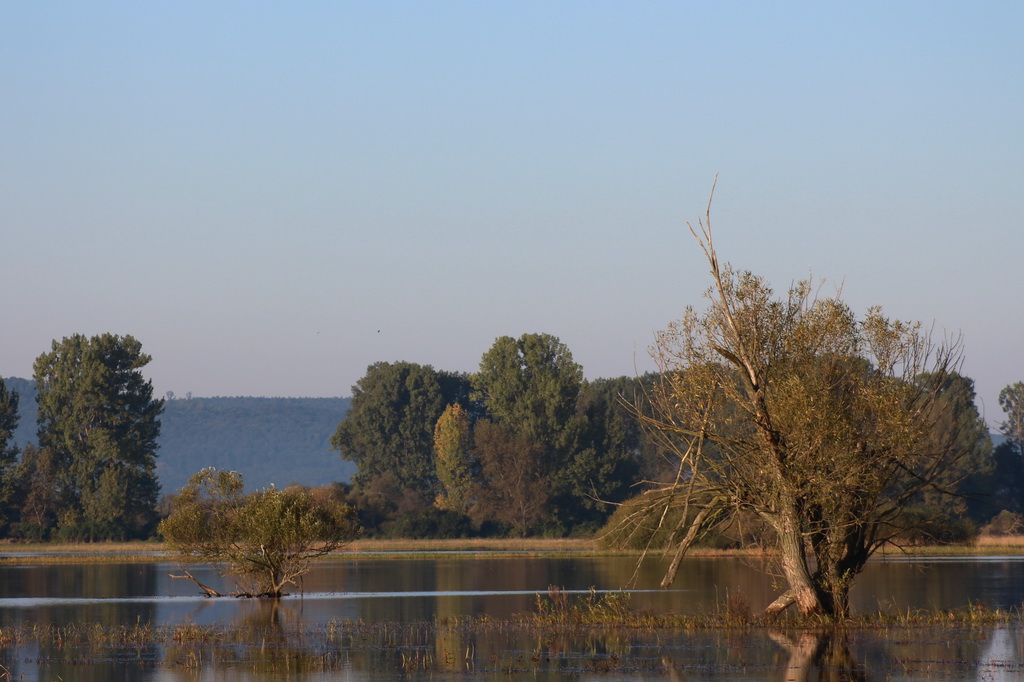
[170,567,224,598]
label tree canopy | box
[331,361,472,512]
[471,333,583,450]
[629,208,979,618]
[0,379,17,462]
[159,468,360,598]
[999,382,1024,446]
[0,379,20,533]
[33,333,163,540]
[471,333,588,531]
[432,403,473,514]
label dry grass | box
[0,541,162,553]
[1,534,1023,565]
[344,537,597,553]
[334,538,603,561]
[974,534,1024,548]
[0,538,603,564]
[875,534,1024,557]
[0,541,164,564]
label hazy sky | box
[2,3,1021,425]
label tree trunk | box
[765,508,824,617]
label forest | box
[329,332,1024,546]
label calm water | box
[0,553,1021,680]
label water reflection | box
[0,554,1021,680]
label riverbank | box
[0,534,1022,563]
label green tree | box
[630,211,976,618]
[999,382,1024,446]
[910,372,991,529]
[0,378,17,460]
[988,440,1024,517]
[471,333,584,530]
[433,403,473,514]
[555,377,647,531]
[159,468,359,597]
[472,333,583,449]
[34,333,163,539]
[989,382,1024,517]
[331,362,472,514]
[0,379,20,533]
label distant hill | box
[2,378,354,495]
[156,395,354,494]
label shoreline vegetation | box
[1,534,1024,563]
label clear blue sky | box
[2,3,1021,426]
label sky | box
[2,3,1021,426]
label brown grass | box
[0,541,164,564]
[344,537,597,553]
[1,534,1023,564]
[974,534,1024,548]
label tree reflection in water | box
[1,556,1024,678]
[767,630,865,682]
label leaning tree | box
[624,198,977,618]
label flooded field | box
[0,552,1021,680]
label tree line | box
[327,333,1024,546]
[329,334,661,538]
[0,324,1022,554]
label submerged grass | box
[0,596,1016,651]
[515,588,1024,631]
[0,597,1020,678]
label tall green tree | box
[562,376,647,528]
[0,379,17,460]
[471,333,583,450]
[0,379,20,533]
[989,382,1024,517]
[913,372,991,526]
[471,333,585,531]
[999,382,1024,447]
[34,333,163,540]
[331,361,471,513]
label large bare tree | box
[630,196,974,618]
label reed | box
[0,600,1017,659]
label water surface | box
[0,553,1020,680]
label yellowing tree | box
[628,199,976,619]
[433,403,472,514]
